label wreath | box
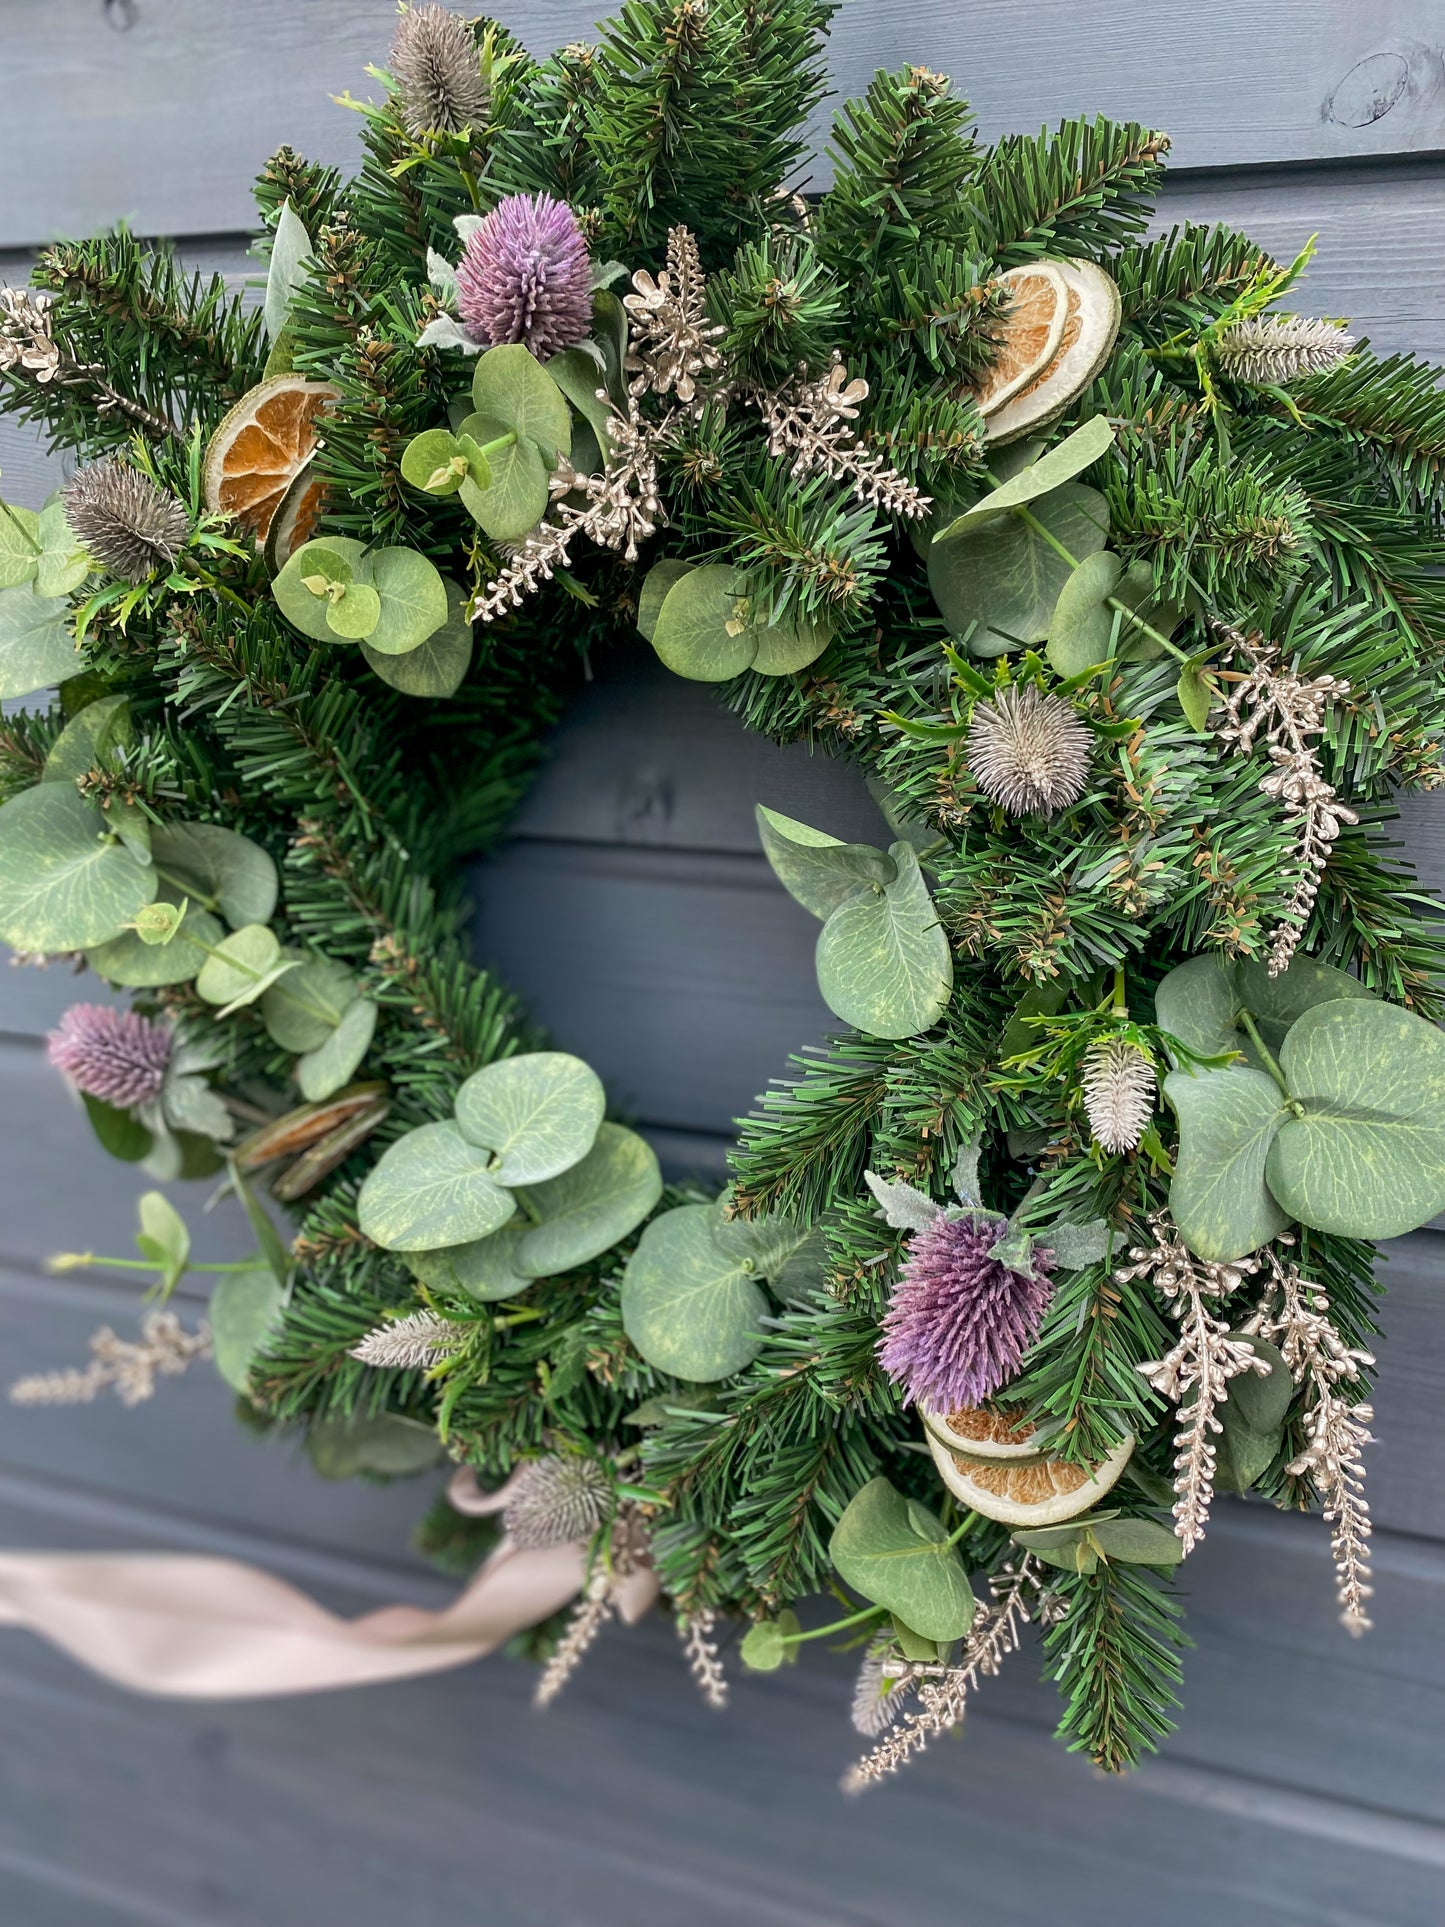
[2,0,1443,1785]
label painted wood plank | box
[0,1478,1439,1927]
[4,3,1445,247]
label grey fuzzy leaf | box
[864,1170,941,1232]
[1044,1218,1112,1269]
[950,1139,983,1208]
[417,313,484,355]
[426,248,459,303]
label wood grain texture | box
[4,2,1445,246]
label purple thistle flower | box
[48,1004,171,1110]
[878,1213,1056,1412]
[456,194,592,359]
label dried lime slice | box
[986,259,1122,446]
[927,1423,1135,1526]
[973,263,1068,414]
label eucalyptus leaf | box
[0,503,40,587]
[1216,1401,1282,1493]
[1175,660,1214,732]
[1163,1065,1291,1262]
[621,1203,768,1381]
[1010,1524,1098,1573]
[360,547,449,656]
[470,344,572,464]
[927,483,1109,656]
[362,578,473,698]
[306,1413,444,1479]
[210,1265,286,1393]
[863,1170,942,1232]
[260,956,358,1053]
[890,1616,939,1663]
[407,1221,532,1303]
[456,412,549,541]
[936,416,1116,539]
[755,804,895,919]
[546,345,614,448]
[357,1119,516,1253]
[740,1611,801,1672]
[1112,559,1184,660]
[829,1479,977,1643]
[401,428,468,495]
[162,1070,233,1142]
[1088,1517,1186,1566]
[454,1050,606,1184]
[513,1123,662,1278]
[0,586,85,699]
[87,905,224,987]
[1046,549,1123,676]
[1155,952,1373,1067]
[135,1190,190,1294]
[297,996,378,1102]
[749,612,832,677]
[651,564,755,682]
[0,783,155,951]
[1226,1334,1293,1433]
[710,1212,823,1287]
[815,842,952,1039]
[1268,1000,1445,1240]
[148,821,279,928]
[263,200,313,346]
[42,694,132,784]
[323,580,381,640]
[999,979,1069,1061]
[636,559,693,643]
[273,536,371,642]
[195,925,295,1015]
[34,499,90,598]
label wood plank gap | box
[0,1844,210,1927]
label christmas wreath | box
[3,0,1444,1784]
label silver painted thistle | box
[967,684,1091,817]
[504,1452,614,1550]
[61,460,189,582]
[389,4,488,137]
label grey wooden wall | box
[1,5,1443,1923]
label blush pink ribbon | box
[0,1467,657,1699]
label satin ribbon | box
[0,1467,655,1699]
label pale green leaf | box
[650,564,755,682]
[927,484,1109,656]
[357,1120,515,1252]
[263,200,313,345]
[1176,660,1214,731]
[194,924,296,1015]
[1163,1065,1291,1262]
[514,1122,662,1278]
[1155,953,1374,1067]
[1046,549,1123,676]
[149,821,278,928]
[0,783,155,951]
[260,956,357,1052]
[297,996,378,1102]
[829,1479,977,1642]
[359,547,449,655]
[621,1203,768,1381]
[42,695,132,784]
[34,500,90,597]
[362,578,472,697]
[401,428,467,495]
[755,803,894,920]
[815,842,952,1039]
[1088,1517,1185,1566]
[748,612,832,677]
[87,904,223,987]
[936,416,1116,538]
[323,580,381,641]
[135,1190,190,1293]
[307,1413,444,1479]
[454,1050,605,1185]
[636,559,693,643]
[407,1222,533,1302]
[456,411,549,541]
[0,503,40,587]
[470,343,572,463]
[272,537,370,642]
[210,1265,286,1392]
[0,586,85,698]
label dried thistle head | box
[503,1453,614,1549]
[389,4,488,137]
[456,193,593,358]
[967,684,1091,818]
[48,1003,171,1109]
[1080,1036,1156,1153]
[61,461,188,582]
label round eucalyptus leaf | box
[927,483,1108,657]
[407,1221,532,1302]
[1046,549,1123,676]
[546,345,613,448]
[456,413,550,541]
[42,695,132,785]
[1087,1517,1186,1566]
[149,820,279,928]
[260,956,358,1053]
[514,1122,662,1278]
[0,503,40,587]
[454,1050,606,1184]
[297,996,378,1102]
[401,428,466,495]
[360,547,449,655]
[620,1203,768,1381]
[195,924,296,1015]
[357,1119,515,1252]
[815,842,952,1039]
[361,578,472,697]
[210,1265,286,1393]
[0,587,86,700]
[324,580,382,641]
[756,803,895,920]
[1112,558,1184,661]
[1155,953,1373,1068]
[34,499,91,598]
[306,1413,444,1479]
[470,343,573,463]
[636,558,693,642]
[749,613,832,677]
[740,1619,791,1673]
[272,537,370,642]
[1162,1065,1291,1263]
[1225,1334,1292,1434]
[828,1478,977,1642]
[651,565,756,681]
[0,783,155,951]
[1216,1403,1284,1494]
[87,904,225,987]
[1268,1000,1445,1240]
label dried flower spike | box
[48,1003,171,1109]
[389,4,488,137]
[851,1638,916,1738]
[967,684,1091,818]
[61,461,189,582]
[350,1309,455,1371]
[878,1212,1056,1411]
[456,194,592,360]
[623,225,725,407]
[10,1311,211,1408]
[1081,1036,1156,1153]
[504,1453,614,1550]
[680,1610,729,1711]
[1213,314,1354,387]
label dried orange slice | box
[972,262,1068,415]
[263,455,328,571]
[919,1400,1050,1464]
[986,259,1122,446]
[203,375,337,549]
[927,1423,1134,1526]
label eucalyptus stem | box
[1237,1009,1302,1112]
[1009,503,1192,667]
[777,1602,887,1647]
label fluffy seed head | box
[503,1453,613,1549]
[61,461,189,583]
[851,1639,915,1737]
[1213,314,1354,388]
[390,4,488,137]
[48,1004,171,1109]
[350,1309,454,1371]
[878,1213,1055,1411]
[1081,1036,1156,1153]
[456,194,593,359]
[967,684,1091,818]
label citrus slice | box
[203,375,338,548]
[919,1400,1050,1464]
[985,259,1122,446]
[263,453,328,571]
[972,263,1068,415]
[926,1424,1134,1526]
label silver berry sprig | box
[756,355,931,520]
